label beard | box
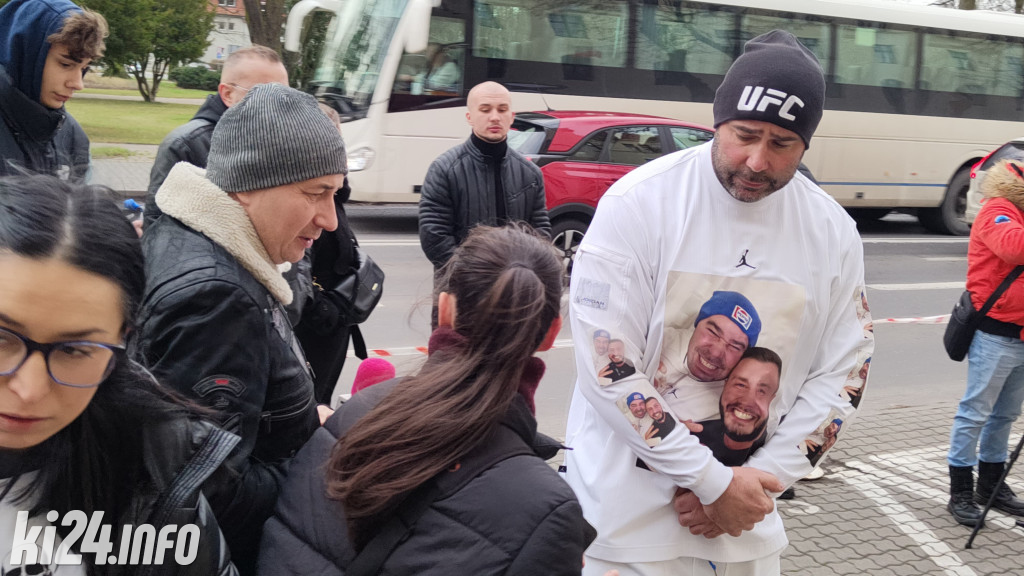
[711,138,794,203]
[719,402,768,443]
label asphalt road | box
[338,207,972,441]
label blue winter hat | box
[626,392,645,406]
[831,418,843,428]
[593,329,611,340]
[0,0,83,101]
[694,291,762,348]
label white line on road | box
[358,241,422,247]
[862,238,970,244]
[923,257,968,262]
[868,282,964,291]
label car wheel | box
[919,169,970,236]
[551,217,589,285]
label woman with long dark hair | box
[0,175,237,575]
[259,225,595,575]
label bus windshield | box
[309,0,408,120]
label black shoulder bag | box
[944,265,1024,361]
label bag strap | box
[345,426,533,576]
[351,325,368,360]
[977,265,1024,318]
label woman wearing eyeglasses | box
[0,175,237,575]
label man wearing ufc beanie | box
[564,30,872,575]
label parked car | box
[508,111,714,277]
[965,137,1024,225]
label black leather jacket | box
[0,65,89,182]
[258,379,595,576]
[119,418,239,576]
[418,136,550,268]
[137,215,319,573]
[143,94,226,229]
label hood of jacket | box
[155,163,294,304]
[0,0,82,103]
[193,93,228,124]
[981,158,1024,212]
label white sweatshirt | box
[564,141,874,563]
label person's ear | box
[537,316,563,352]
[438,292,456,328]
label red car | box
[509,111,714,275]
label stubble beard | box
[711,139,790,203]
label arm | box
[528,162,551,238]
[418,158,459,267]
[744,223,873,488]
[505,501,592,576]
[138,281,285,538]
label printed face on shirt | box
[608,339,626,364]
[687,315,748,382]
[719,356,779,442]
[859,358,870,381]
[711,120,804,203]
[594,335,610,357]
[628,396,647,419]
[645,398,666,422]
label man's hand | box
[317,404,334,425]
[703,468,783,537]
[673,488,724,538]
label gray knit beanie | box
[207,83,347,192]
[713,30,825,149]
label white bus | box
[286,0,1024,235]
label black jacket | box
[0,66,89,182]
[419,136,550,268]
[143,94,226,229]
[257,379,595,576]
[116,418,240,576]
[137,165,320,574]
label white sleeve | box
[744,225,874,487]
[570,192,735,505]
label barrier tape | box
[349,317,951,359]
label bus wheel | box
[919,169,970,236]
[551,217,589,286]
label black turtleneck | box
[471,133,509,226]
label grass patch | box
[80,85,215,100]
[66,99,199,145]
[91,146,139,159]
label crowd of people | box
[2,0,1023,573]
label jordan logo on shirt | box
[736,249,756,269]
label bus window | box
[921,31,1023,97]
[474,0,627,70]
[834,24,915,89]
[635,0,734,75]
[391,16,465,104]
[742,14,829,69]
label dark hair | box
[739,346,782,376]
[326,225,562,547]
[47,9,108,62]
[0,176,196,545]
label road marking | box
[862,238,970,244]
[923,256,968,262]
[868,281,964,291]
[358,240,422,247]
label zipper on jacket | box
[260,393,314,434]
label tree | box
[81,0,214,101]
[243,0,287,53]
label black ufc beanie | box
[713,30,825,149]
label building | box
[202,0,251,69]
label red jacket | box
[967,162,1024,336]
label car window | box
[670,127,714,150]
[981,141,1024,171]
[508,124,548,155]
[569,130,609,162]
[608,126,662,166]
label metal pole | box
[966,432,1024,548]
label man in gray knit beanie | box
[138,81,348,575]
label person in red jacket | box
[948,159,1024,527]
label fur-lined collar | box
[155,163,293,304]
[982,159,1024,212]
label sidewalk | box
[779,401,1023,575]
[89,145,157,197]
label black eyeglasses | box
[0,327,124,388]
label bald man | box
[419,81,550,275]
[143,45,289,229]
